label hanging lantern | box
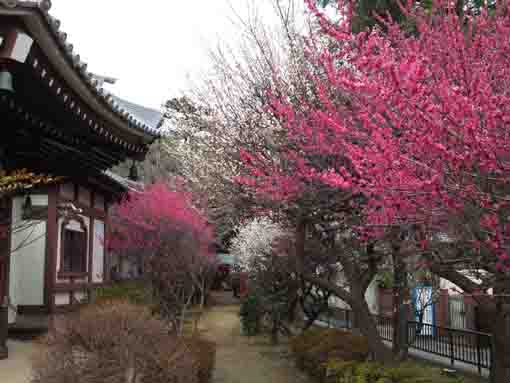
[129,161,139,182]
[0,71,13,93]
[22,195,33,219]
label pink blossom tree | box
[237,1,510,375]
[107,182,215,333]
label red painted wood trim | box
[88,216,94,285]
[56,198,106,220]
[53,282,106,293]
[103,209,109,284]
[58,272,88,279]
[88,191,95,301]
[45,186,58,313]
[0,27,19,60]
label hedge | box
[290,328,369,379]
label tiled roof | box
[0,0,161,137]
[103,170,144,193]
[112,96,164,132]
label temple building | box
[0,0,162,358]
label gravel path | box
[201,293,311,383]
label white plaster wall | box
[329,274,379,314]
[56,214,90,282]
[8,195,48,324]
[74,291,87,303]
[92,220,104,283]
[365,278,379,314]
[55,293,70,306]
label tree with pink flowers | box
[107,182,215,333]
[237,1,510,376]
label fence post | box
[449,330,455,367]
[489,335,495,383]
[476,333,482,375]
[405,320,409,351]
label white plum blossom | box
[230,217,285,270]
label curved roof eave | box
[0,0,161,144]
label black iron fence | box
[315,309,493,376]
[407,321,492,374]
[374,314,393,342]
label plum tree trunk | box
[486,304,510,383]
[392,251,409,359]
[351,294,393,363]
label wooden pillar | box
[45,187,58,315]
[0,196,12,359]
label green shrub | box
[290,328,369,379]
[325,360,464,383]
[239,294,263,336]
[91,280,151,305]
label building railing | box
[316,308,493,376]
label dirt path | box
[200,294,311,383]
[0,341,39,383]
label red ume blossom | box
[107,182,213,261]
[237,1,510,270]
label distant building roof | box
[103,170,144,193]
[112,96,164,132]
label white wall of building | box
[92,220,105,283]
[55,292,70,306]
[365,278,379,314]
[329,274,379,314]
[74,291,87,303]
[8,195,48,324]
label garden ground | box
[0,292,485,383]
[0,340,39,383]
[0,293,311,383]
[202,292,311,383]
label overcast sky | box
[50,1,290,111]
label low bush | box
[32,302,215,383]
[185,337,217,383]
[290,328,369,379]
[325,361,464,383]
